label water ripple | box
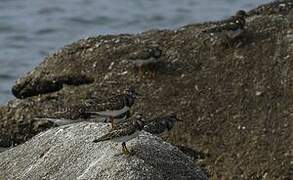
[35,28,59,35]
[37,7,65,15]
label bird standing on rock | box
[143,114,181,135]
[93,113,145,155]
[33,88,138,128]
[128,47,162,78]
[224,10,247,39]
[85,87,139,129]
[206,10,247,34]
[204,10,248,47]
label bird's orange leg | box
[110,117,116,129]
[122,142,130,155]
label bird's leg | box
[224,34,233,48]
[122,142,130,155]
[235,41,243,48]
[149,66,155,79]
[151,71,156,79]
[110,117,116,129]
[139,66,143,80]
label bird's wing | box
[50,105,88,119]
[143,116,167,131]
[93,125,136,143]
[143,121,165,134]
[143,116,160,125]
[143,114,177,134]
[114,115,136,129]
[220,21,239,31]
[204,19,239,33]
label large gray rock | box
[0,122,207,180]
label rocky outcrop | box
[0,123,208,180]
[0,0,293,179]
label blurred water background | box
[0,0,272,105]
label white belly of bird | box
[97,106,129,117]
[111,131,140,143]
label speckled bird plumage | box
[93,115,145,143]
[84,88,138,120]
[204,10,247,37]
[129,47,162,67]
[143,114,179,135]
[36,88,138,131]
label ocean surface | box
[0,0,271,105]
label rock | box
[248,0,293,16]
[0,123,207,180]
[1,0,293,179]
[11,74,94,99]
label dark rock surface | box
[0,0,293,179]
[0,123,208,180]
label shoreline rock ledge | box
[0,122,208,180]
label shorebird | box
[206,10,247,35]
[85,87,139,128]
[93,113,145,155]
[143,114,181,135]
[204,10,248,47]
[33,88,137,128]
[129,47,162,78]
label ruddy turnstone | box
[207,10,247,35]
[85,87,139,128]
[204,10,248,46]
[33,88,136,127]
[93,114,145,155]
[143,114,181,135]
[129,47,162,78]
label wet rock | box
[0,123,208,180]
